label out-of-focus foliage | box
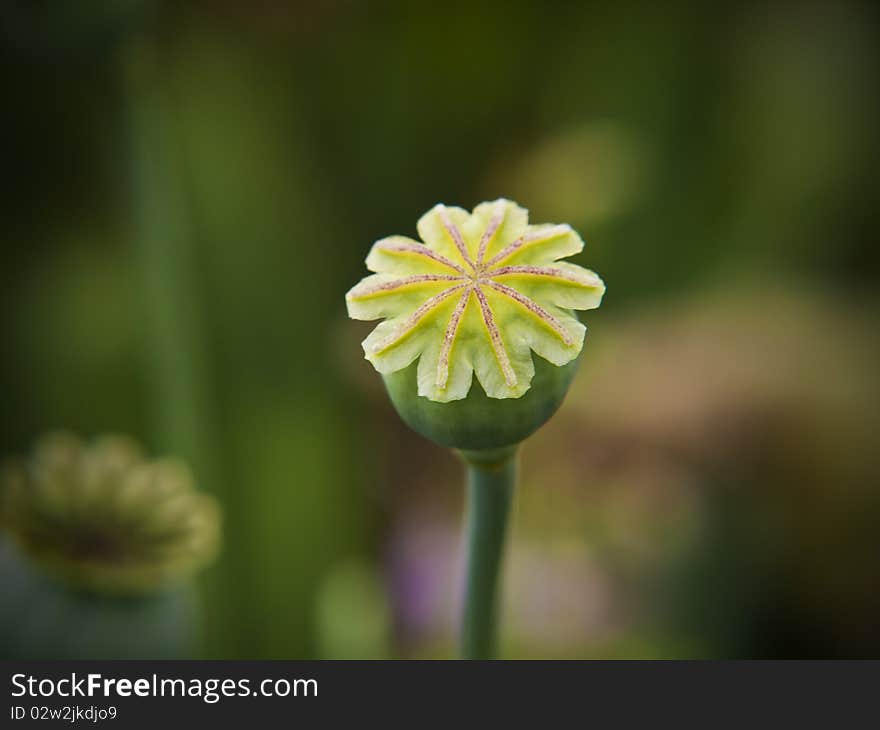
[388,284,880,658]
[0,539,196,659]
[1,0,878,658]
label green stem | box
[458,445,519,660]
[120,35,232,655]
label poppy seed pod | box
[346,199,604,450]
[0,432,221,595]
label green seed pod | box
[382,353,581,450]
[0,431,221,596]
[346,199,604,450]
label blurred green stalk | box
[119,34,230,654]
[459,447,517,660]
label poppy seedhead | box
[0,432,221,595]
[347,200,605,450]
[346,199,604,404]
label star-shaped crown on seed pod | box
[346,199,605,402]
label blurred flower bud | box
[1,431,221,595]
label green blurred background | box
[1,0,878,658]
